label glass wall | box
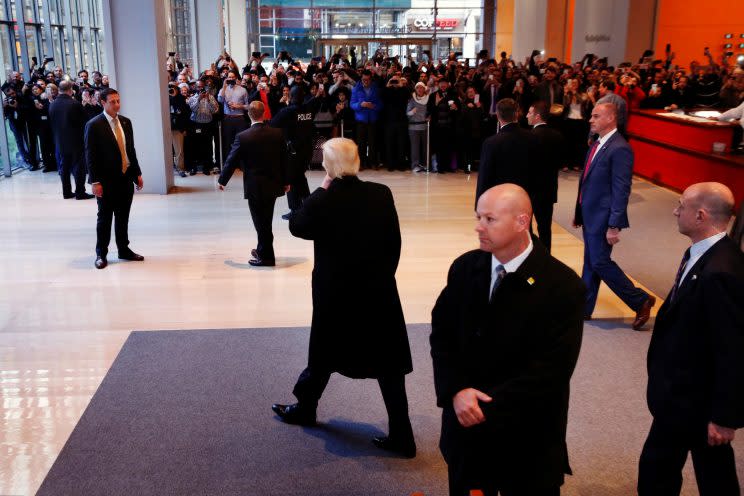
[0,0,104,175]
[250,0,484,65]
[168,0,193,68]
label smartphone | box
[473,94,480,104]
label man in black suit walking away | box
[218,101,289,267]
[85,88,144,269]
[48,80,94,200]
[431,184,585,496]
[527,101,564,253]
[639,182,744,496]
[475,99,534,205]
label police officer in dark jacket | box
[271,85,315,219]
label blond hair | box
[322,137,360,178]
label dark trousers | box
[221,116,248,165]
[448,463,560,496]
[581,230,649,316]
[383,121,408,170]
[95,180,134,257]
[532,201,555,253]
[8,117,33,165]
[37,122,56,170]
[638,419,740,496]
[432,125,455,172]
[247,188,277,262]
[287,151,311,212]
[561,118,589,169]
[292,367,414,441]
[188,123,214,170]
[57,152,87,198]
[355,121,378,168]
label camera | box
[226,79,236,86]
[168,86,177,96]
[168,52,176,57]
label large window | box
[168,0,193,68]
[250,0,484,64]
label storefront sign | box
[411,17,459,31]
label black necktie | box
[668,248,691,302]
[490,265,507,302]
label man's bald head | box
[475,184,533,260]
[58,80,73,94]
[589,102,618,137]
[675,182,735,241]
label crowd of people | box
[162,45,744,179]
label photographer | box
[81,88,103,121]
[169,83,191,177]
[217,70,250,168]
[243,52,267,77]
[186,79,219,175]
[2,81,36,169]
[29,83,55,172]
[381,74,410,171]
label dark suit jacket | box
[289,176,412,379]
[48,93,87,157]
[431,241,585,488]
[530,124,564,205]
[84,112,142,187]
[476,122,535,204]
[574,130,633,233]
[647,236,744,430]
[218,122,288,198]
[534,80,564,106]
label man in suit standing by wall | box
[85,88,144,270]
[48,80,94,200]
[527,101,564,253]
[475,99,534,205]
[218,101,289,267]
[573,102,655,329]
[639,182,743,496]
[431,184,585,495]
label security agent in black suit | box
[431,184,585,496]
[85,88,144,269]
[48,80,93,199]
[475,98,535,206]
[639,182,744,496]
[526,101,564,253]
[272,137,416,459]
[218,101,289,267]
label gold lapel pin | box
[527,277,535,285]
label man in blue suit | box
[573,102,655,330]
[350,70,382,169]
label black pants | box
[57,152,87,198]
[188,123,214,170]
[447,464,560,496]
[37,121,56,170]
[383,120,408,170]
[355,121,378,168]
[432,125,455,172]
[221,116,248,165]
[287,150,311,212]
[531,201,555,253]
[292,366,414,442]
[561,118,589,169]
[247,188,277,262]
[95,180,134,257]
[8,117,34,165]
[638,419,740,496]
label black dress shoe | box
[249,257,275,267]
[75,192,95,200]
[372,436,417,458]
[118,251,145,261]
[272,403,316,426]
[95,256,108,269]
[42,167,57,173]
[63,193,75,199]
[251,249,258,258]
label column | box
[192,0,224,74]
[512,0,547,63]
[102,0,173,194]
[225,0,248,70]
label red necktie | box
[579,140,600,203]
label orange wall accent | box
[655,0,744,71]
[625,0,656,64]
[496,0,515,58]
[565,0,574,62]
[544,0,569,60]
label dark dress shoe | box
[632,295,656,331]
[372,436,417,458]
[42,167,57,173]
[272,403,316,426]
[75,192,95,200]
[95,256,108,269]
[63,193,75,199]
[118,251,145,261]
[249,257,275,267]
[251,249,258,258]
[281,212,292,220]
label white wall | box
[103,0,173,194]
[571,0,630,65]
[225,0,248,70]
[193,0,224,73]
[512,0,547,63]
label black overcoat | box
[289,176,412,379]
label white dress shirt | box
[679,232,726,285]
[490,236,534,296]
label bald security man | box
[431,184,586,496]
[639,182,744,496]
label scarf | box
[412,92,430,105]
